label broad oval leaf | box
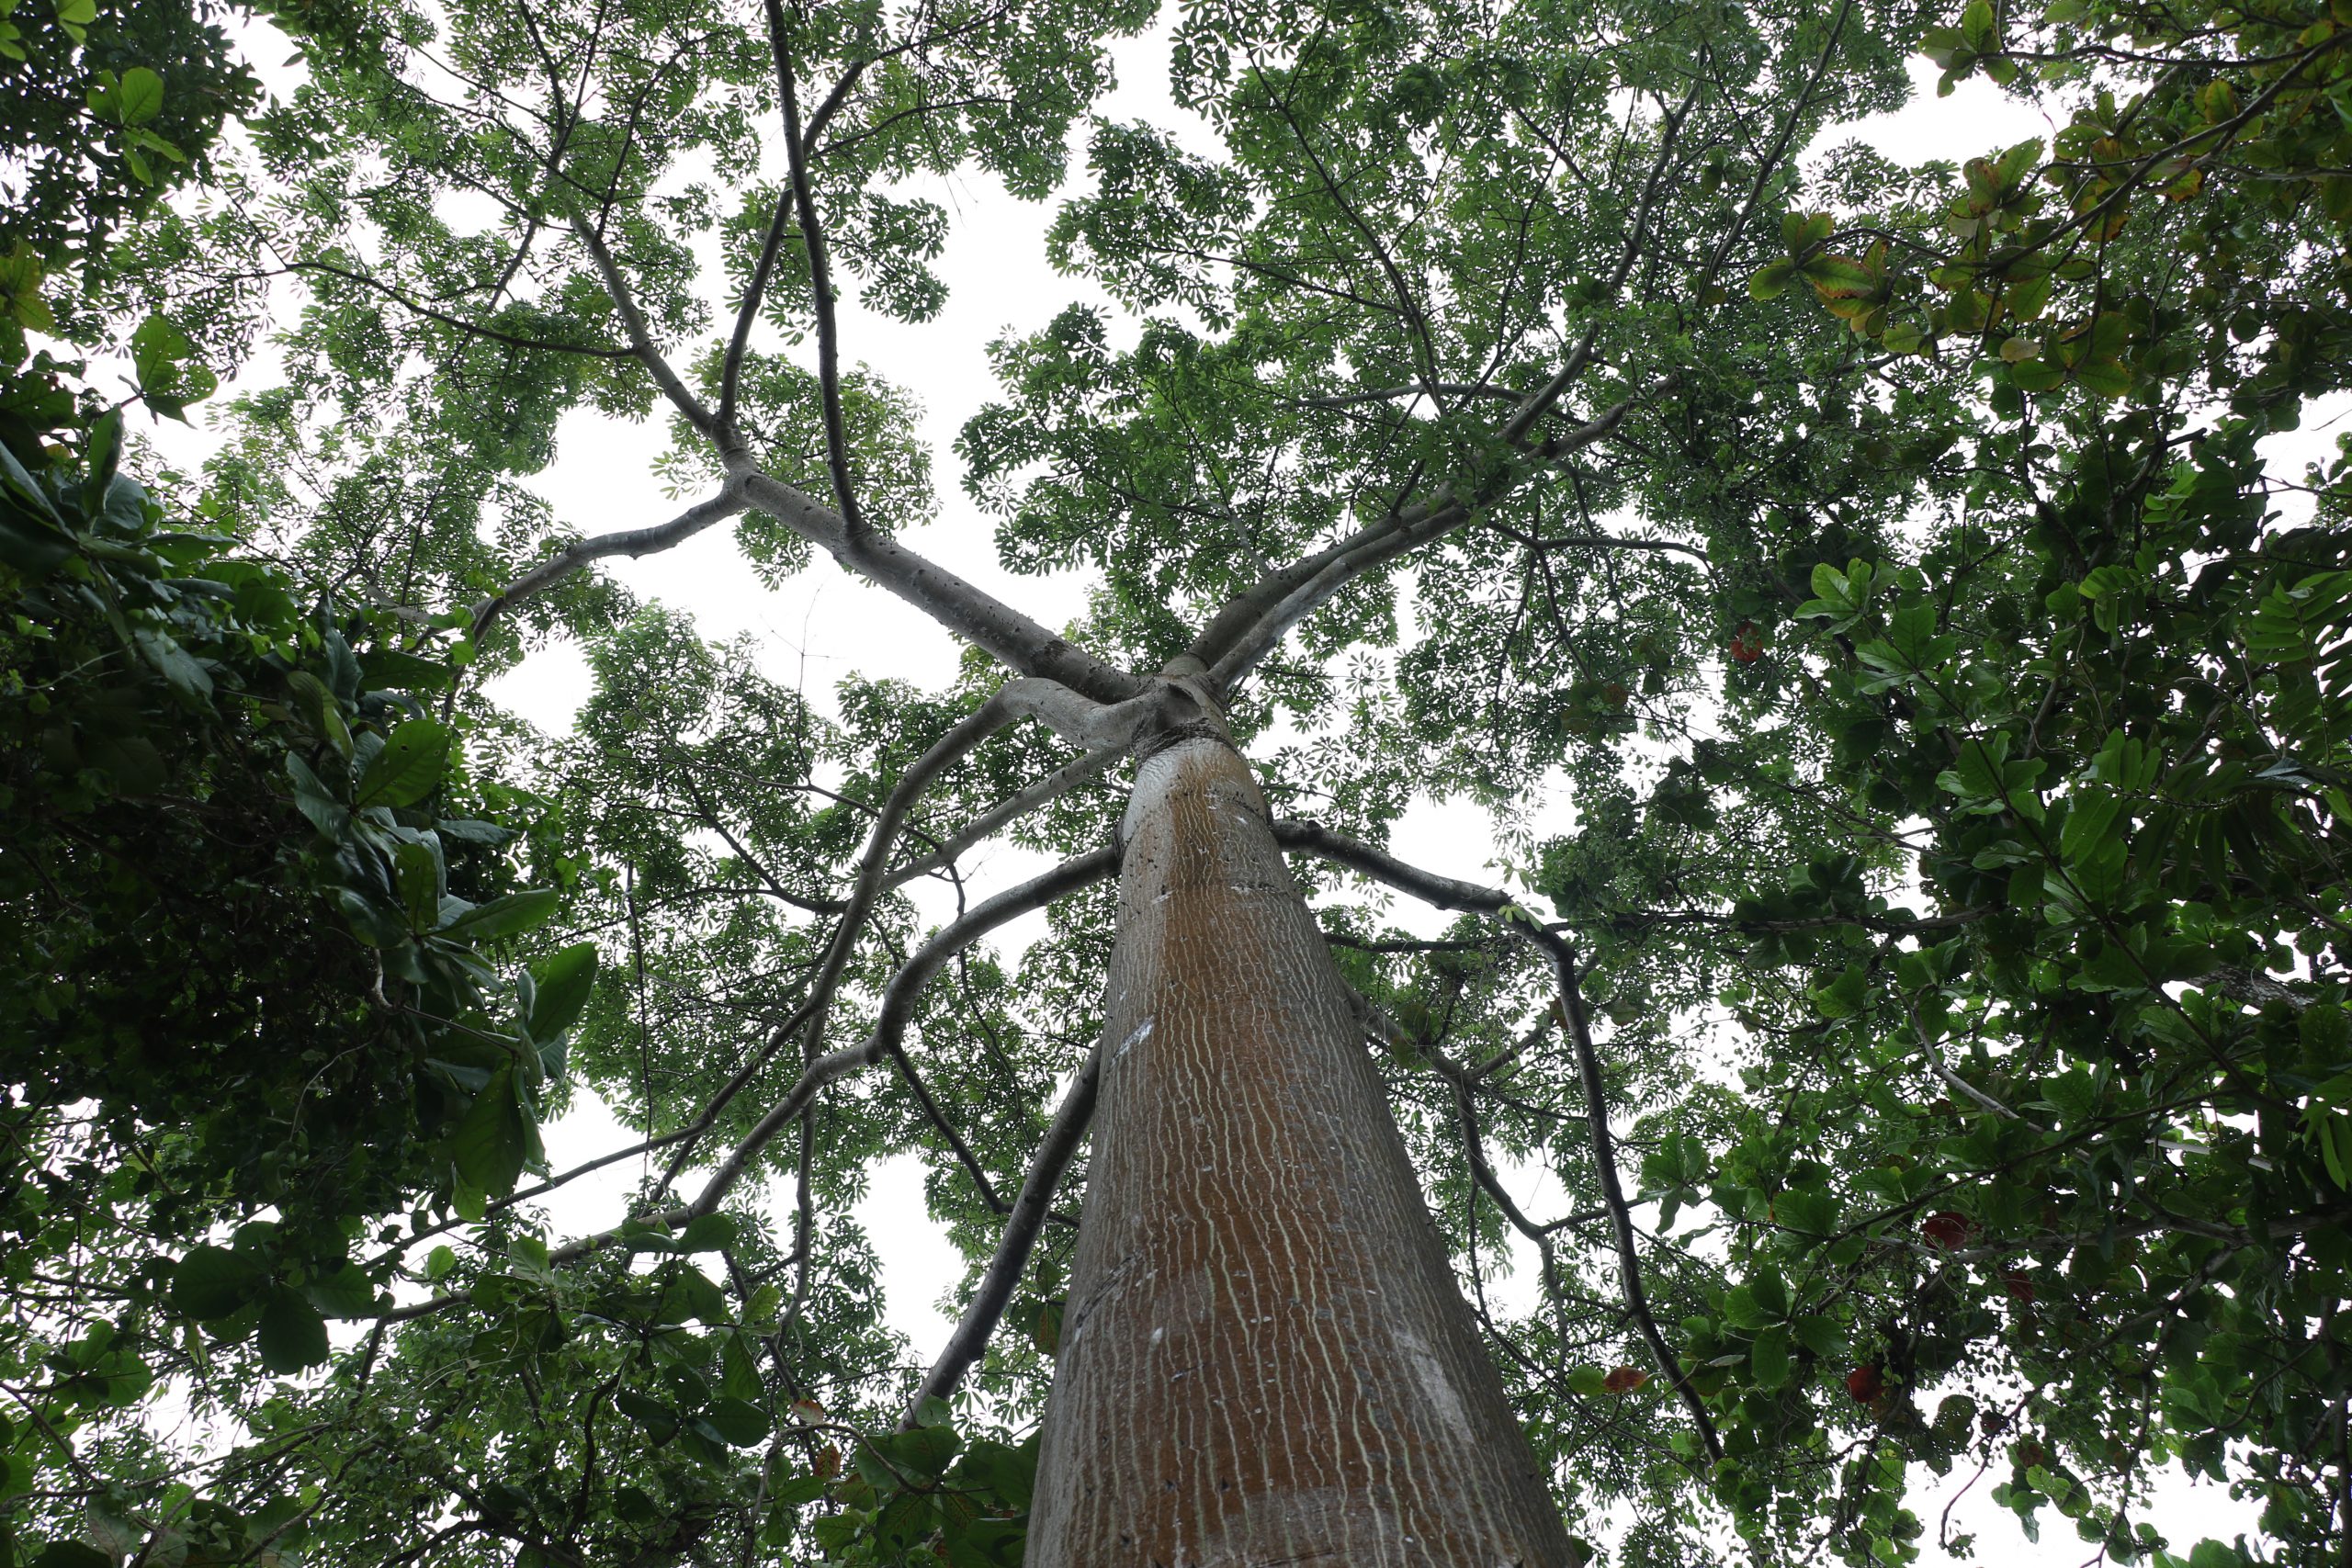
[255,1289,329,1374]
[169,1244,267,1321]
[354,717,450,808]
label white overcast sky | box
[141,17,2322,1558]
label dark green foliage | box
[3,0,2351,1564]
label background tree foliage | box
[2,0,2348,1564]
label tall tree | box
[4,0,2349,1564]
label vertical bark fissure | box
[1029,736,1573,1567]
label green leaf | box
[1810,964,1870,1019]
[256,1289,329,1373]
[117,67,164,127]
[450,1067,530,1198]
[169,1245,267,1320]
[614,1390,678,1441]
[424,1246,458,1281]
[1802,255,1882,299]
[358,647,454,691]
[439,887,559,941]
[1961,0,1997,50]
[1750,1324,1791,1389]
[394,839,443,933]
[680,1212,737,1253]
[1748,258,1798,301]
[1793,1314,1843,1358]
[133,627,213,700]
[1749,1266,1791,1320]
[701,1397,771,1447]
[305,1262,377,1319]
[527,941,598,1041]
[33,1544,115,1568]
[353,717,450,808]
[80,410,122,519]
[130,314,192,389]
[2074,358,2132,397]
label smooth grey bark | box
[1027,735,1572,1567]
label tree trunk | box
[1027,735,1573,1567]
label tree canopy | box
[3,0,2349,1564]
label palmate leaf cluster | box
[1,0,2349,1564]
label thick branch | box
[571,215,718,434]
[885,744,1122,890]
[1195,387,1659,693]
[718,187,794,434]
[1300,381,1530,410]
[471,485,747,637]
[1186,79,1711,693]
[901,1041,1103,1426]
[731,468,1144,704]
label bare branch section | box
[1346,988,1589,1356]
[571,216,718,436]
[901,1040,1103,1427]
[1695,0,1857,301]
[382,848,1120,1325]
[656,690,1024,1190]
[1193,382,1667,694]
[885,745,1122,891]
[650,673,1151,1193]
[1484,519,1710,565]
[762,0,868,539]
[731,469,1144,704]
[471,485,749,637]
[1272,819,1725,1464]
[683,845,1118,1226]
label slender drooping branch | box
[1483,519,1710,565]
[1534,932,1724,1464]
[1693,0,1856,301]
[571,215,718,436]
[901,1040,1103,1427]
[471,485,748,638]
[653,676,1148,1190]
[887,1043,1004,1214]
[1345,988,1585,1359]
[884,744,1122,890]
[762,0,867,539]
[657,691,1023,1188]
[685,847,1118,1217]
[1194,384,1662,693]
[382,848,1119,1325]
[1273,818,1724,1463]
